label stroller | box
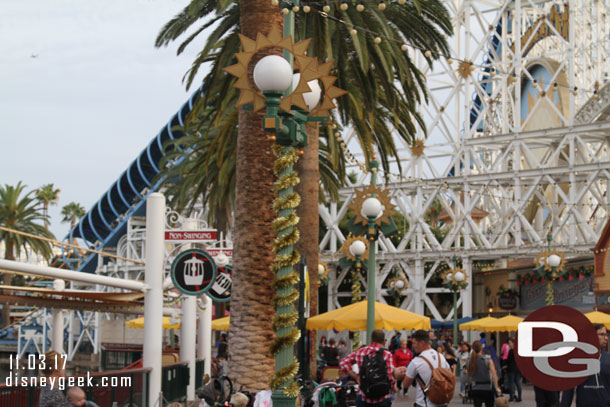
[309,380,358,407]
[197,376,234,407]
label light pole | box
[534,231,566,306]
[386,270,408,307]
[443,259,468,348]
[224,23,346,407]
[349,238,367,349]
[252,55,321,407]
[345,158,397,344]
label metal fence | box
[161,362,189,403]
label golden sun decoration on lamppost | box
[224,25,346,118]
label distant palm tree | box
[61,202,86,229]
[36,183,61,229]
[0,182,55,327]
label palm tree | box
[0,182,55,327]
[156,0,452,390]
[61,202,86,229]
[36,183,61,229]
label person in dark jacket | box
[506,338,522,402]
[560,323,610,407]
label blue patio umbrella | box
[431,317,476,330]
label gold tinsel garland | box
[269,144,302,396]
[545,281,554,306]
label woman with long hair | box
[467,340,501,407]
[39,350,70,407]
[442,341,458,376]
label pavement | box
[393,377,543,407]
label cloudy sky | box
[0,0,206,239]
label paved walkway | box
[393,378,541,407]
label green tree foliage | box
[0,182,55,326]
[61,202,86,229]
[155,0,452,212]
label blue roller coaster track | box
[62,86,204,273]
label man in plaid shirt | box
[340,330,407,407]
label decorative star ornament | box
[348,185,397,227]
[339,235,370,262]
[223,25,346,116]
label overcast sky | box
[0,0,206,239]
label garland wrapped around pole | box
[269,144,302,397]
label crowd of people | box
[315,324,610,407]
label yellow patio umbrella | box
[478,315,524,332]
[585,311,610,329]
[459,316,498,331]
[212,316,230,331]
[306,300,430,331]
[125,316,180,330]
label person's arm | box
[340,351,359,383]
[488,358,502,396]
[402,357,419,389]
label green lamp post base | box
[272,389,297,407]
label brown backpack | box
[415,351,455,406]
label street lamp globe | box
[547,254,562,268]
[253,55,293,91]
[293,73,322,111]
[395,279,405,289]
[361,197,383,219]
[445,272,453,282]
[349,240,367,256]
[318,263,325,276]
[454,270,465,282]
[214,252,230,268]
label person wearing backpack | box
[340,329,407,407]
[467,340,501,407]
[402,329,455,407]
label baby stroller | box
[462,382,473,404]
[336,380,358,407]
[197,376,234,407]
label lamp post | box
[386,270,408,307]
[224,20,346,406]
[361,166,384,344]
[251,55,323,407]
[443,259,468,348]
[349,239,366,348]
[534,231,566,306]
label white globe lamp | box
[253,55,293,92]
[318,263,325,276]
[454,271,466,282]
[547,254,562,268]
[395,279,405,289]
[445,272,453,282]
[293,73,322,111]
[214,252,230,268]
[349,240,366,256]
[361,197,383,219]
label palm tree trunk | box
[295,122,320,378]
[228,1,283,390]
